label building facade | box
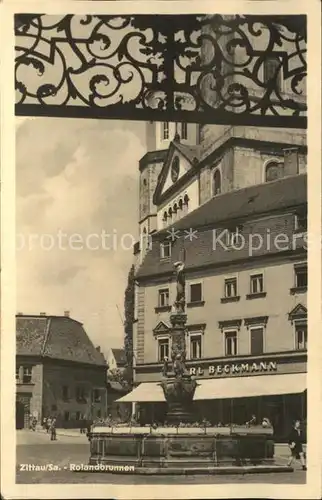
[106,348,127,373]
[122,18,308,440]
[131,170,307,438]
[16,312,108,429]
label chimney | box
[96,346,101,353]
[283,147,299,177]
[39,312,46,316]
[64,310,70,317]
[17,312,23,316]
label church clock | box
[171,156,180,183]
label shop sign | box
[189,360,277,377]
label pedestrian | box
[287,419,307,470]
[31,416,37,431]
[86,421,92,441]
[262,417,271,428]
[42,417,47,430]
[246,414,257,427]
[46,417,52,433]
[50,417,57,441]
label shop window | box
[76,386,86,403]
[51,404,57,411]
[93,389,101,403]
[162,121,169,140]
[190,334,202,359]
[265,161,284,182]
[158,338,169,362]
[263,56,282,90]
[295,324,307,350]
[213,168,221,196]
[64,411,70,421]
[250,326,264,355]
[62,385,69,401]
[224,278,237,298]
[225,331,237,356]
[294,210,307,233]
[189,283,203,303]
[250,274,264,294]
[181,122,187,140]
[293,264,307,292]
[75,411,81,421]
[158,288,169,308]
[160,241,171,259]
[22,366,32,384]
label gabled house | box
[16,312,107,429]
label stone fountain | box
[87,262,293,475]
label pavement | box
[16,429,307,484]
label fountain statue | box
[173,260,186,314]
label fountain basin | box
[88,426,293,474]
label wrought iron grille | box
[15,14,307,128]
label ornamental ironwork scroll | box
[15,14,307,128]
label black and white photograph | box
[1,1,321,499]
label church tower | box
[137,119,200,264]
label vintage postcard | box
[1,0,321,499]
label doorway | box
[16,401,26,429]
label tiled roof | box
[111,348,127,366]
[16,316,48,356]
[16,315,106,366]
[136,174,307,280]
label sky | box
[16,116,146,356]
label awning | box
[116,382,166,403]
[193,373,307,401]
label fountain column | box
[161,262,197,424]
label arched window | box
[173,203,178,222]
[265,161,284,182]
[213,168,221,196]
[178,198,183,211]
[162,122,169,140]
[163,212,168,227]
[141,227,148,253]
[181,123,187,140]
[168,207,173,220]
[183,194,189,214]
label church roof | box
[136,174,307,280]
[16,315,107,366]
[159,173,307,234]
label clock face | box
[171,156,180,183]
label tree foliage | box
[123,264,135,386]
